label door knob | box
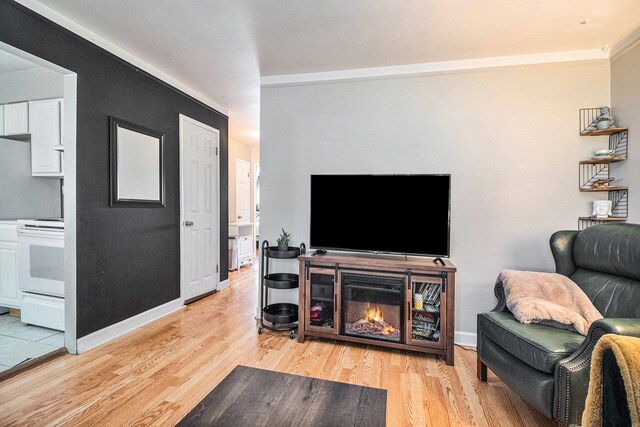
[185,220,194,227]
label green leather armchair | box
[477,223,640,425]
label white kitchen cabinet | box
[29,98,63,177]
[228,223,254,270]
[0,223,20,309]
[3,102,29,135]
[238,235,253,263]
[0,105,4,135]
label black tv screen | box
[310,174,451,257]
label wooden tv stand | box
[297,252,457,365]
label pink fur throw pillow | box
[500,270,603,335]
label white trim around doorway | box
[0,41,78,354]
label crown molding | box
[261,49,609,87]
[611,24,640,61]
[15,0,228,115]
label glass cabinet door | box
[407,278,445,348]
[306,268,338,334]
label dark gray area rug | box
[177,365,387,427]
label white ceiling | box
[0,49,40,74]
[26,0,640,146]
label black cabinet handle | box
[407,301,411,320]
[334,294,337,312]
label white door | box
[180,115,219,301]
[235,159,250,223]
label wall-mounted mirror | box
[109,117,164,207]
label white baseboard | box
[76,298,184,353]
[455,331,477,349]
[218,279,230,290]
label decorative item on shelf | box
[594,149,616,156]
[595,116,614,130]
[583,106,616,132]
[593,200,613,218]
[592,149,616,160]
[413,292,423,310]
[277,228,291,251]
[310,302,324,323]
[592,177,616,190]
[580,106,624,135]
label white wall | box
[260,60,611,335]
[612,43,640,224]
[0,67,64,103]
[0,66,65,220]
[0,137,61,219]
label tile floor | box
[0,313,64,373]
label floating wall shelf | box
[577,107,629,230]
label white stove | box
[17,217,65,331]
[18,218,64,229]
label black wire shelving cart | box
[258,240,305,339]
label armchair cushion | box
[479,312,584,373]
[570,269,640,318]
[573,223,640,281]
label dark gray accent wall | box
[0,0,229,337]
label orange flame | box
[364,306,384,322]
[363,306,397,335]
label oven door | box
[17,227,65,297]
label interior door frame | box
[0,41,78,353]
[179,114,221,304]
[235,158,251,223]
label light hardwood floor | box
[0,261,555,426]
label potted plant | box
[277,228,291,251]
[595,115,613,130]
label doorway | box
[254,163,260,247]
[235,159,251,224]
[0,42,77,373]
[179,114,220,303]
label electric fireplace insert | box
[341,273,404,343]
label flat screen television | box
[310,174,451,257]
